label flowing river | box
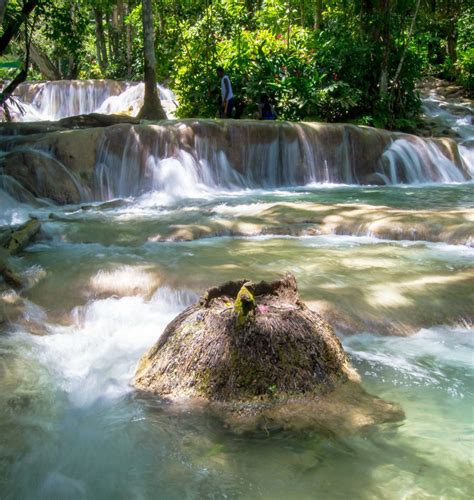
[0,82,473,499]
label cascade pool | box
[0,183,473,499]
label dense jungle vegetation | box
[0,0,473,128]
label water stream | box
[0,83,473,499]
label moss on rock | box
[234,282,256,327]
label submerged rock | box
[2,218,40,255]
[135,274,403,434]
[0,218,41,289]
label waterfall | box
[96,83,175,118]
[93,122,348,200]
[11,80,176,122]
[13,80,126,121]
[381,138,467,184]
[1,119,471,206]
[422,93,474,140]
[459,143,474,177]
[92,121,472,201]
[0,145,90,204]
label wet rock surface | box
[0,218,41,289]
[135,274,404,433]
[149,201,474,247]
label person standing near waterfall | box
[217,67,234,118]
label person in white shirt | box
[217,67,234,118]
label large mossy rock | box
[135,274,403,434]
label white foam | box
[30,287,195,407]
[0,188,31,226]
[345,326,473,394]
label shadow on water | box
[19,231,472,334]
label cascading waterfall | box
[11,80,176,121]
[420,82,474,179]
[381,137,467,184]
[0,143,90,204]
[96,82,175,117]
[92,121,472,201]
[0,80,470,202]
[93,123,348,200]
[13,80,126,121]
[0,120,471,208]
[422,92,474,140]
[459,143,474,176]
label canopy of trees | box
[0,0,472,128]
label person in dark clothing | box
[258,93,277,120]
[234,96,246,119]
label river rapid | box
[0,79,473,499]
[1,181,473,499]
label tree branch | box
[392,0,421,89]
[0,0,40,56]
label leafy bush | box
[456,48,474,90]
[314,82,362,121]
[172,0,421,127]
[455,8,474,91]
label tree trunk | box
[0,0,39,55]
[106,13,114,64]
[359,0,374,39]
[138,0,166,120]
[95,8,108,75]
[393,0,421,88]
[446,24,457,62]
[67,0,79,79]
[0,0,8,27]
[110,5,120,62]
[379,0,390,96]
[68,57,79,79]
[27,41,61,80]
[314,0,322,30]
[0,68,27,108]
[444,0,457,63]
[125,1,132,78]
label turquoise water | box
[1,184,473,499]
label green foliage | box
[172,0,423,126]
[456,48,474,91]
[413,1,473,90]
[37,0,90,77]
[315,82,362,122]
[455,8,474,90]
[2,0,470,127]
